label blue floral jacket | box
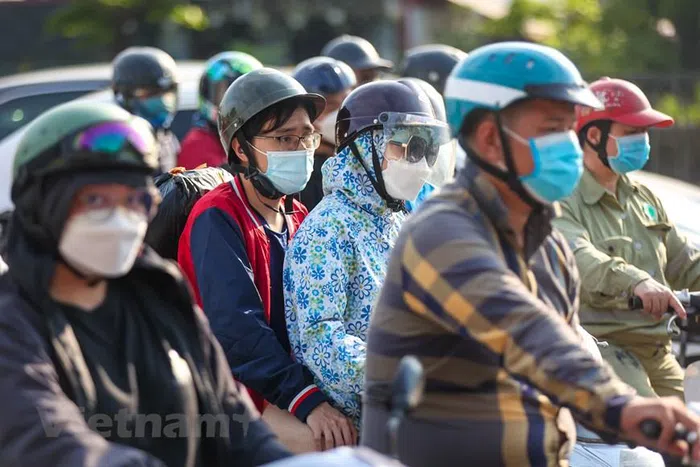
[283,131,406,424]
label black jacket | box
[0,247,290,467]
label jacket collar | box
[579,168,639,206]
[459,161,555,260]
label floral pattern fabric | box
[284,131,405,425]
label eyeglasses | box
[74,188,157,221]
[253,132,322,151]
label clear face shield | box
[426,139,457,187]
[380,111,453,185]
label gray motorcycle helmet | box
[217,67,326,160]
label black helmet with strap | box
[112,46,178,109]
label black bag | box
[146,167,233,260]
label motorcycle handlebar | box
[638,419,699,466]
[628,295,645,311]
[628,289,700,312]
[639,419,698,444]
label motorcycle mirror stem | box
[387,355,425,459]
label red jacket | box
[178,126,227,169]
[178,176,325,419]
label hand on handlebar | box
[621,396,700,460]
[633,279,686,320]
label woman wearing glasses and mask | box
[179,68,357,454]
[283,80,453,428]
[0,101,290,466]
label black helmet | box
[321,35,393,72]
[336,80,435,149]
[217,67,326,159]
[399,44,466,95]
[112,46,178,101]
[112,47,179,129]
[292,57,356,96]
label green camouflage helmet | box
[13,100,158,192]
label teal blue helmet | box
[444,42,603,137]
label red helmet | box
[575,77,673,132]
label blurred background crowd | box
[2,0,700,183]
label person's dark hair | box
[242,97,316,141]
[459,108,490,142]
[459,100,528,143]
[230,97,316,164]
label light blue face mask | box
[504,127,584,204]
[134,92,177,130]
[608,133,650,174]
[250,145,315,195]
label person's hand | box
[305,402,358,450]
[620,396,700,460]
[633,279,686,320]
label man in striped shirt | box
[361,42,700,466]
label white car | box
[0,63,299,214]
[0,72,201,213]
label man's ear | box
[586,126,601,146]
[230,138,249,164]
[473,114,504,166]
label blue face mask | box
[250,146,315,195]
[608,133,650,174]
[133,92,177,130]
[504,127,584,204]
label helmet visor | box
[525,83,604,110]
[381,112,452,167]
[426,139,457,188]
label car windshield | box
[0,91,93,140]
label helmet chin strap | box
[459,111,542,210]
[227,133,296,215]
[347,138,406,213]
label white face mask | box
[317,110,338,145]
[383,158,433,201]
[59,208,148,278]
